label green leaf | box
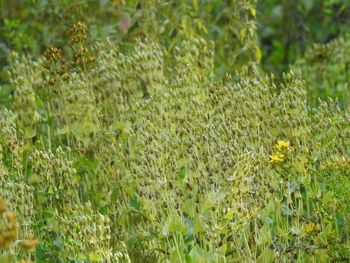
[189,247,200,262]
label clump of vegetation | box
[1,1,350,262]
[1,21,349,261]
[295,38,350,107]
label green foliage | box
[294,38,350,107]
[259,0,350,73]
[1,35,350,262]
[1,1,350,262]
[2,0,350,79]
[0,0,259,80]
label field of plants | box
[0,0,350,262]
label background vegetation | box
[0,0,350,262]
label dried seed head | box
[20,233,39,252]
[0,197,7,214]
[0,211,19,250]
[44,46,62,62]
[68,21,88,46]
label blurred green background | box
[1,0,350,105]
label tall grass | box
[0,15,349,263]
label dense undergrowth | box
[1,2,350,263]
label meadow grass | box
[0,21,350,263]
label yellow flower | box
[304,222,320,233]
[299,168,308,174]
[337,156,350,168]
[269,153,285,163]
[274,140,290,151]
[324,161,333,167]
